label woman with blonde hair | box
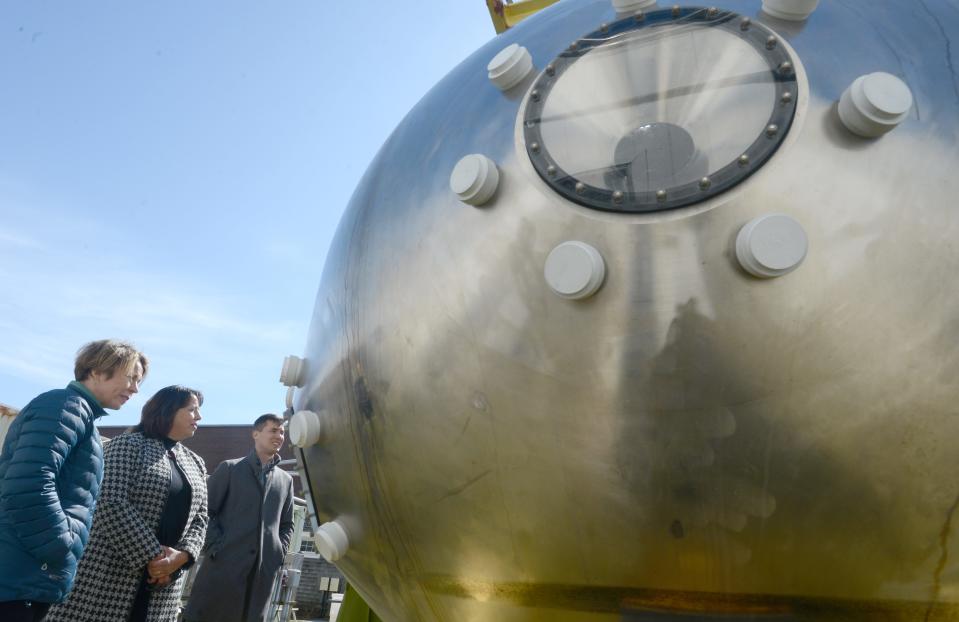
[0,339,147,622]
[47,385,207,622]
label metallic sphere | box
[294,1,959,620]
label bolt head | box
[531,89,540,102]
[575,182,586,195]
[766,124,779,137]
[656,189,667,201]
[600,23,609,33]
[707,7,718,17]
[738,154,750,166]
[569,41,579,52]
[635,11,645,22]
[530,142,540,153]
[740,17,751,30]
[779,61,794,76]
[547,165,557,176]
[612,190,624,204]
[672,5,681,17]
[766,36,778,49]
[546,64,555,76]
[699,177,711,190]
[781,91,793,104]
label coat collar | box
[67,381,107,419]
[245,450,280,469]
[244,450,279,485]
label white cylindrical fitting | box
[762,0,819,20]
[736,214,808,278]
[450,154,500,206]
[279,355,305,387]
[612,0,656,12]
[487,43,533,91]
[289,410,323,448]
[315,520,350,561]
[838,72,913,138]
[544,241,606,299]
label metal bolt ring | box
[522,6,799,214]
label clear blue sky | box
[0,1,494,425]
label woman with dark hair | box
[47,386,208,622]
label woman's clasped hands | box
[146,546,189,589]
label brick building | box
[98,423,297,483]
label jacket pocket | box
[205,539,223,560]
[40,560,72,590]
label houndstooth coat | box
[47,432,208,622]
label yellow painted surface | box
[486,0,561,33]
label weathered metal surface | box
[295,1,959,619]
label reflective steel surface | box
[295,1,959,620]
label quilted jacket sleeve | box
[175,451,208,564]
[0,396,89,566]
[95,434,163,570]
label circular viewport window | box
[523,7,798,213]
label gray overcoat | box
[184,452,294,622]
[46,432,208,622]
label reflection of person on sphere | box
[614,299,775,555]
[184,414,294,622]
[46,385,207,622]
[0,340,148,622]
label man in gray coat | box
[184,414,294,622]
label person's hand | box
[145,550,166,580]
[147,545,189,579]
[145,550,172,589]
[146,574,172,588]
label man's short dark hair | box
[134,385,204,439]
[253,413,283,431]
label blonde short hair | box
[74,339,149,382]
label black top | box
[157,437,191,546]
[128,438,195,622]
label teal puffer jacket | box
[0,383,106,603]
